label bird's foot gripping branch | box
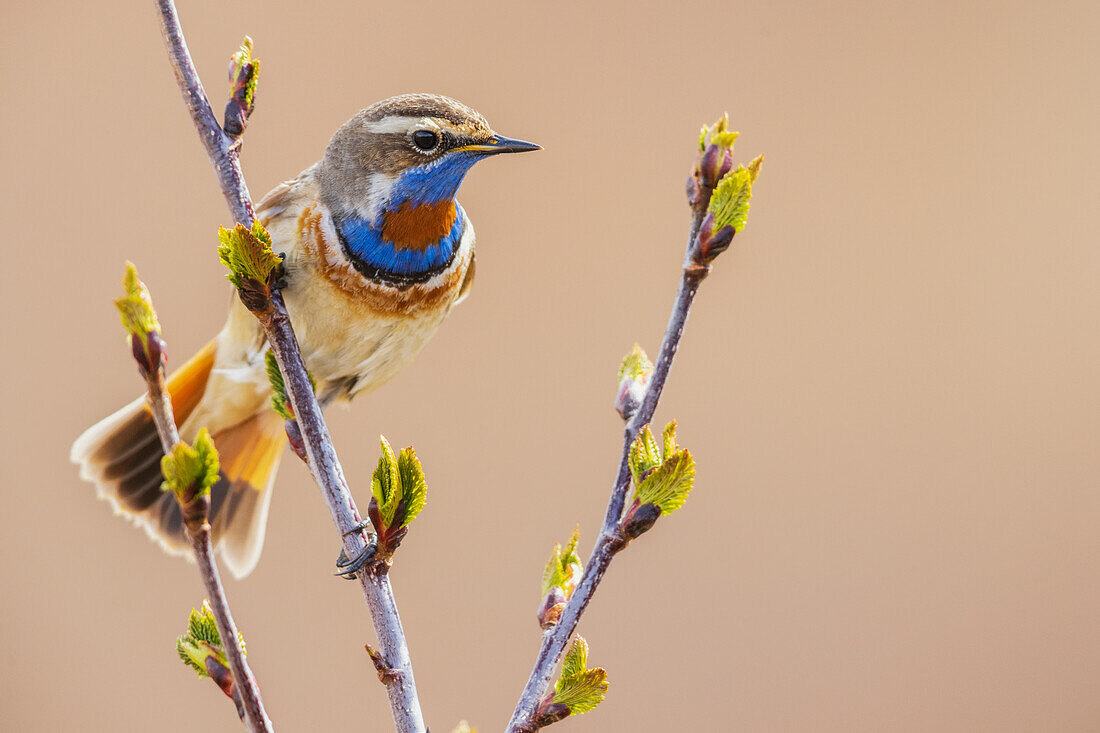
[97,3,763,731]
[155,3,427,730]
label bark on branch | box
[132,326,273,732]
[154,2,425,730]
[506,156,737,731]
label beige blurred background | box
[2,0,1098,730]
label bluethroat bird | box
[71,94,539,578]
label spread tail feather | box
[71,341,285,578]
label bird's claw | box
[334,521,376,580]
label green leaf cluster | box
[552,636,609,716]
[542,526,583,597]
[617,343,654,384]
[371,435,427,531]
[114,261,160,338]
[216,221,279,291]
[629,421,696,515]
[160,429,220,499]
[176,600,244,678]
[699,112,740,151]
[229,36,260,108]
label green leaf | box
[188,600,221,646]
[708,165,755,234]
[662,420,679,460]
[552,637,609,716]
[634,449,696,515]
[264,350,316,419]
[628,425,662,484]
[562,526,581,572]
[542,543,565,596]
[542,526,583,597]
[702,112,740,150]
[114,261,160,337]
[747,153,764,183]
[192,429,221,495]
[371,435,401,527]
[265,350,293,420]
[560,635,589,679]
[177,636,209,678]
[552,636,608,716]
[161,429,220,498]
[396,446,427,529]
[228,37,259,107]
[370,437,429,534]
[176,600,245,680]
[617,343,653,384]
[553,669,609,715]
[216,221,279,290]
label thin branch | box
[506,208,715,733]
[154,2,425,730]
[131,329,273,732]
[260,297,426,733]
[155,0,254,226]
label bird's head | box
[319,93,539,223]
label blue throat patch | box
[389,151,482,207]
[334,153,482,286]
[336,204,466,285]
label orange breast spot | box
[381,201,457,252]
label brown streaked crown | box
[318,94,495,218]
[360,93,491,131]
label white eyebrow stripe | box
[364,116,424,134]
[364,116,465,137]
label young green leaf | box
[617,344,653,384]
[176,600,245,680]
[708,165,756,234]
[188,600,222,647]
[560,635,589,679]
[702,112,740,151]
[553,669,609,715]
[662,420,679,460]
[541,526,583,597]
[634,449,696,515]
[396,446,427,529]
[371,435,401,527]
[228,36,259,108]
[161,428,221,498]
[628,425,662,484]
[216,221,280,291]
[746,153,764,183]
[551,636,609,716]
[115,261,160,338]
[265,350,293,420]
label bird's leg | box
[333,520,377,579]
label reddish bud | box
[535,702,571,727]
[284,418,307,462]
[699,143,733,190]
[691,212,736,266]
[620,501,661,539]
[537,586,567,629]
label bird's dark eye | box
[411,129,439,151]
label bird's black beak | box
[454,134,541,155]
